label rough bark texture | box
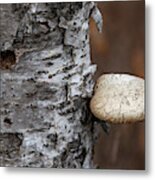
[0,2,102,168]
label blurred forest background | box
[90,1,145,169]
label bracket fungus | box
[90,74,144,123]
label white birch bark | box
[0,2,102,168]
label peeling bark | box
[0,2,102,168]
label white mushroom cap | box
[90,74,144,123]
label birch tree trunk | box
[0,2,102,168]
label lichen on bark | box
[0,2,102,168]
